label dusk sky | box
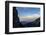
[16,7,40,22]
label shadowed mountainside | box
[24,17,40,27]
[13,7,24,28]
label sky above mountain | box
[16,7,40,22]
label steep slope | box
[24,17,40,27]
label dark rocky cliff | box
[13,7,23,28]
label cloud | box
[31,14,40,17]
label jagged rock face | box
[13,7,23,28]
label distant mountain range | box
[21,17,40,27]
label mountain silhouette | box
[13,7,24,28]
[24,17,40,27]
